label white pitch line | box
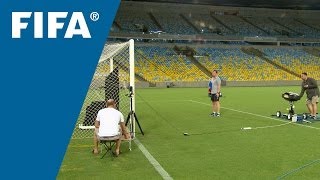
[253,122,292,129]
[136,100,189,104]
[189,100,320,130]
[134,138,173,180]
[241,122,293,131]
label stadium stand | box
[269,17,318,38]
[115,12,159,33]
[111,2,320,38]
[212,15,267,36]
[152,13,197,35]
[134,45,317,82]
[182,13,232,35]
[242,17,288,36]
[135,46,208,82]
[262,48,320,79]
[195,47,299,81]
[107,1,320,85]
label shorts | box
[306,96,319,105]
[95,128,121,140]
[211,93,220,102]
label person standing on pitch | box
[299,72,319,120]
[209,70,221,117]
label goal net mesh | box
[72,40,134,139]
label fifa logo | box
[12,12,99,38]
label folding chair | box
[99,135,132,159]
[99,136,120,159]
[78,124,132,159]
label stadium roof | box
[124,0,320,10]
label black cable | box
[187,128,241,136]
[136,92,242,136]
[136,92,182,132]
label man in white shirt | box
[93,99,130,156]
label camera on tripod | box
[127,86,134,97]
[125,86,144,136]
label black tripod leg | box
[133,112,144,135]
[125,112,131,126]
[289,103,295,114]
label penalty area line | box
[134,138,173,180]
[189,100,320,131]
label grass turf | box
[58,86,320,180]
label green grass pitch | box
[58,86,320,180]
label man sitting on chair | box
[93,99,130,156]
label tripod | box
[125,88,144,136]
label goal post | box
[72,39,135,139]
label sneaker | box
[216,113,220,117]
[210,112,216,116]
[312,116,317,120]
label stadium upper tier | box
[115,12,160,33]
[134,45,320,82]
[113,11,320,38]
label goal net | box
[72,39,135,139]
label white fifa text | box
[12,12,92,38]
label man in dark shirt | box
[299,72,319,119]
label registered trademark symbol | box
[90,12,99,21]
